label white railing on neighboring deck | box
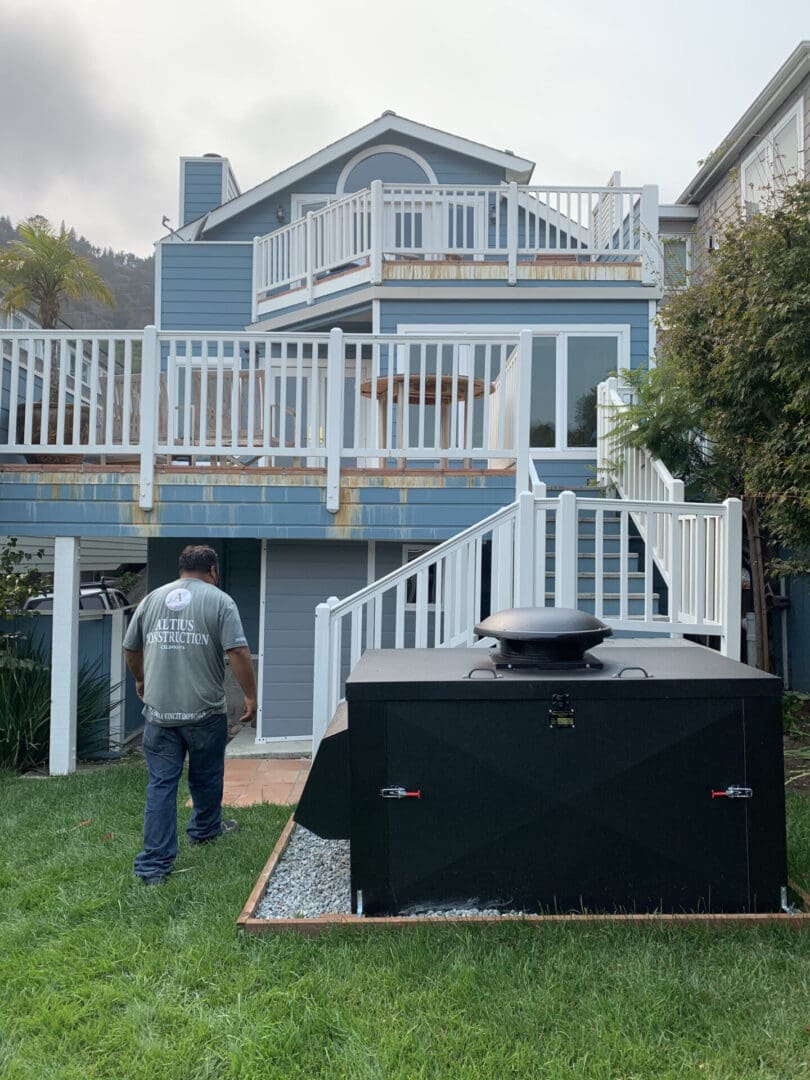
[0,331,144,456]
[253,180,659,305]
[311,486,742,749]
[0,328,535,513]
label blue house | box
[1,111,752,770]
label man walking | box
[124,545,258,885]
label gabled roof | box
[677,41,810,204]
[176,112,535,239]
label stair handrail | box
[312,495,537,748]
[597,376,685,587]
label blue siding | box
[0,472,516,541]
[183,160,225,225]
[160,243,253,330]
[204,134,508,242]
[263,540,368,738]
[380,299,651,370]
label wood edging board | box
[237,814,810,938]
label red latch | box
[380,786,421,799]
[712,786,753,799]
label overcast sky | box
[1,0,807,255]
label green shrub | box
[0,635,119,772]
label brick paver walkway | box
[186,758,310,809]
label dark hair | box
[178,545,218,574]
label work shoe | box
[189,819,239,845]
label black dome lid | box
[476,607,611,640]
[475,607,612,665]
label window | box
[741,100,804,214]
[661,235,691,292]
[336,145,437,196]
[528,332,623,452]
[403,545,437,608]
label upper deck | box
[251,181,659,322]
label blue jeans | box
[134,712,228,881]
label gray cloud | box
[0,11,163,250]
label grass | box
[0,763,808,1080]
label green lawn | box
[1,763,808,1080]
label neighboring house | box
[671,41,810,691]
[0,50,805,771]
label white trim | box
[740,95,805,213]
[257,538,267,740]
[290,193,336,220]
[153,240,163,331]
[371,299,381,335]
[183,114,534,237]
[336,144,437,195]
[398,321,630,452]
[367,540,376,586]
[658,204,699,221]
[253,284,656,330]
[402,543,437,610]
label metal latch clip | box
[711,786,753,799]
[380,786,421,799]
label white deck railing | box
[253,180,659,304]
[596,376,742,637]
[1,328,535,511]
[312,486,742,748]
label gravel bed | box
[256,826,351,918]
[254,825,525,921]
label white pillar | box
[139,325,158,511]
[49,536,81,775]
[107,607,125,751]
[325,328,344,513]
[515,330,533,496]
[555,491,579,609]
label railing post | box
[312,596,338,752]
[251,235,261,324]
[507,181,518,285]
[515,490,536,607]
[325,327,344,513]
[108,607,126,751]
[555,490,579,609]
[720,497,742,660]
[49,536,80,775]
[370,180,384,285]
[305,211,315,303]
[640,184,659,286]
[515,329,533,496]
[139,325,158,511]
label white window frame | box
[397,323,631,458]
[289,193,337,220]
[740,97,805,214]
[403,543,437,610]
[659,233,692,292]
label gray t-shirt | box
[123,577,248,726]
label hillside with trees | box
[0,216,154,329]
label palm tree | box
[0,217,115,329]
[0,218,116,446]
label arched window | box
[336,145,437,194]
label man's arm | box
[124,648,145,700]
[227,646,258,724]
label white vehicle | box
[25,581,130,613]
